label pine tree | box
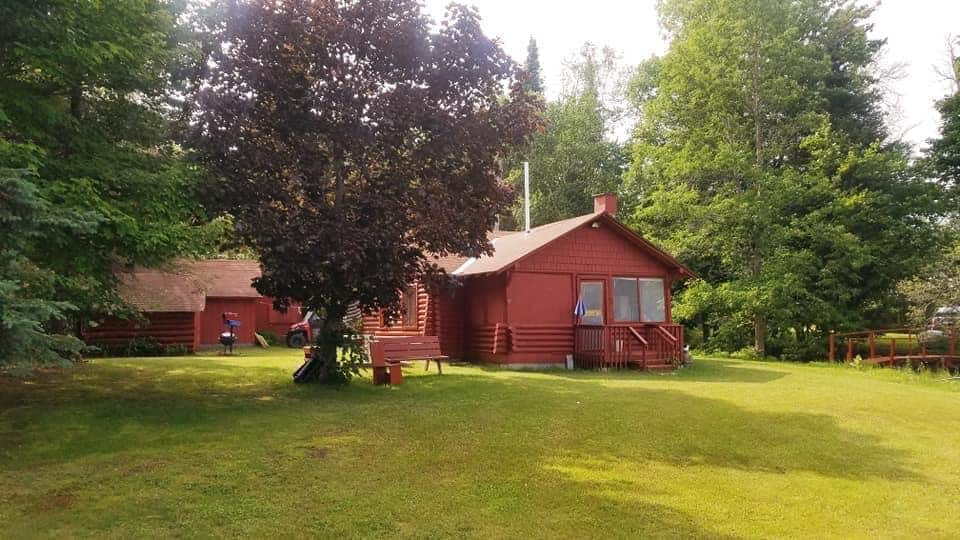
[524,37,544,94]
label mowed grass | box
[1,350,959,538]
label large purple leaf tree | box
[191,0,541,381]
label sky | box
[423,0,960,153]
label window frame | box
[380,283,420,330]
[610,276,667,324]
[612,277,640,323]
[578,280,606,326]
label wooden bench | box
[370,335,448,386]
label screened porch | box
[572,276,684,370]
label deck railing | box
[574,323,684,370]
[829,327,958,366]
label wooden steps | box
[645,362,675,371]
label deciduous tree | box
[191,0,541,382]
[625,0,943,358]
[509,43,626,226]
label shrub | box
[124,337,166,357]
[88,338,192,358]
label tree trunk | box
[749,37,767,358]
[753,314,766,357]
[69,84,83,120]
[299,303,348,384]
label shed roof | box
[191,260,263,298]
[116,259,263,313]
[116,266,207,313]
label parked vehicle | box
[931,306,960,328]
[286,311,321,348]
[922,306,960,340]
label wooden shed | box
[84,260,302,352]
[363,194,695,369]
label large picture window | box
[613,278,639,322]
[612,277,666,323]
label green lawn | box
[1,350,958,538]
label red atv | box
[285,311,321,348]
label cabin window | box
[639,278,666,322]
[401,284,418,328]
[380,284,419,329]
[579,281,605,325]
[613,278,640,322]
[612,277,666,323]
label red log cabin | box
[362,194,696,370]
[83,260,303,352]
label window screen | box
[579,281,604,325]
[613,277,640,322]
[639,278,665,322]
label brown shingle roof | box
[116,265,207,313]
[453,214,597,276]
[116,260,263,313]
[191,260,263,298]
[426,231,518,273]
[452,212,696,278]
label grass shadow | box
[0,354,937,537]
[468,358,789,384]
[2,356,917,482]
[402,369,917,482]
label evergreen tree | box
[524,37,545,94]
[0,168,94,367]
[0,0,215,364]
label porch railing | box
[574,323,684,370]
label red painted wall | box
[253,298,303,337]
[86,298,303,351]
[199,297,302,345]
[84,312,198,351]
[433,285,465,359]
[514,222,668,276]
[463,274,511,360]
[200,298,259,345]
[464,222,676,365]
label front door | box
[578,280,605,326]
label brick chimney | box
[593,193,617,217]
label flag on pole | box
[573,297,586,319]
